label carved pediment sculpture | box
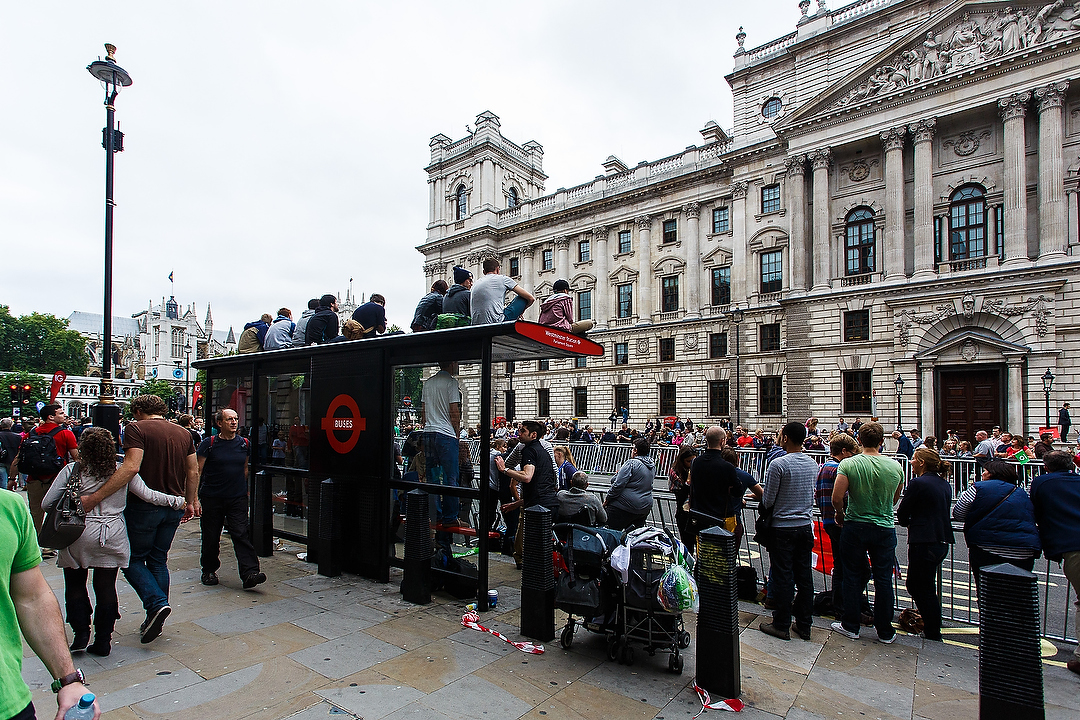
[832,3,1080,111]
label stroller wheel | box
[669,652,684,674]
[620,642,634,666]
[606,637,619,662]
[560,625,574,649]
[678,631,691,649]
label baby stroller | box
[552,523,622,651]
[610,527,694,674]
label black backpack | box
[18,427,66,476]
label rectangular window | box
[618,230,632,254]
[617,284,633,318]
[614,342,629,365]
[711,267,731,306]
[578,240,590,263]
[538,359,549,371]
[660,337,675,362]
[712,206,730,233]
[659,383,677,416]
[574,387,588,416]
[509,257,519,278]
[760,323,781,352]
[761,184,780,214]
[542,249,553,271]
[760,251,783,294]
[662,219,678,243]
[709,332,728,358]
[171,328,185,358]
[661,276,679,312]
[759,376,783,415]
[614,385,629,415]
[708,380,730,417]
[153,326,160,359]
[505,361,515,374]
[843,370,872,414]
[843,309,870,342]
[537,388,550,417]
[575,357,587,369]
[577,290,592,321]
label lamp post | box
[730,306,744,426]
[1042,368,1055,430]
[894,374,905,432]
[184,344,193,411]
[87,44,132,440]
[506,361,515,423]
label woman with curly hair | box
[42,427,185,656]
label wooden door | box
[937,366,1002,444]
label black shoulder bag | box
[39,463,87,550]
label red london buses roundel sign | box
[320,394,367,454]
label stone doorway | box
[936,365,1003,444]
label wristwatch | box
[51,669,84,693]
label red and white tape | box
[461,612,545,654]
[692,683,744,716]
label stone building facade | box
[417,0,1080,442]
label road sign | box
[12,408,19,417]
[35,401,45,412]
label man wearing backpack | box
[10,404,79,558]
[196,408,265,589]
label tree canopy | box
[0,306,88,375]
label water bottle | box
[64,692,95,719]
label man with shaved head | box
[688,426,742,548]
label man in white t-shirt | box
[470,258,535,325]
[421,361,465,534]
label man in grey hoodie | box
[291,299,319,347]
[604,437,655,531]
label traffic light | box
[21,384,31,405]
[8,384,16,405]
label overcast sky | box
[1,1,797,335]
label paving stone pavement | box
[19,523,1080,719]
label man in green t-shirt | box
[0,491,98,719]
[830,421,904,644]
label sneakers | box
[69,630,90,653]
[201,572,219,586]
[141,605,171,644]
[830,621,860,640]
[878,631,897,644]
[791,624,813,641]
[40,548,57,559]
[759,621,790,641]
[242,571,267,589]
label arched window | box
[507,187,518,208]
[455,185,467,220]
[845,207,875,275]
[949,185,986,259]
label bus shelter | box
[193,321,603,610]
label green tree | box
[0,307,88,375]
[0,370,48,419]
[138,379,179,402]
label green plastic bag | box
[656,564,699,612]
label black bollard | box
[251,471,274,557]
[305,477,320,564]
[520,505,555,642]
[695,526,740,699]
[401,489,433,604]
[318,478,342,577]
[978,563,1044,720]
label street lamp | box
[894,374,905,432]
[185,343,193,411]
[87,44,133,440]
[1042,368,1055,430]
[730,305,744,426]
[506,361,515,423]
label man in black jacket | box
[304,294,340,345]
[411,280,449,332]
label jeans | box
[423,432,459,524]
[0,464,7,490]
[840,520,898,638]
[768,525,815,630]
[64,567,119,637]
[503,295,530,322]
[200,494,260,578]
[906,542,949,640]
[605,506,649,532]
[825,522,870,617]
[122,499,184,614]
[1063,551,1080,660]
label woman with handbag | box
[42,427,185,656]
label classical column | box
[1067,190,1080,249]
[909,119,936,279]
[1007,359,1024,434]
[520,246,536,296]
[809,148,832,290]
[555,236,570,278]
[731,181,748,303]
[592,226,610,329]
[784,155,808,292]
[880,127,906,279]
[683,202,702,318]
[999,91,1032,267]
[636,215,653,324]
[1036,81,1069,260]
[919,363,935,440]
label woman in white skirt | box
[42,427,185,656]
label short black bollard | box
[695,526,740,699]
[978,563,1044,720]
[251,471,274,557]
[305,477,320,564]
[400,490,433,605]
[520,505,555,642]
[318,478,342,577]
